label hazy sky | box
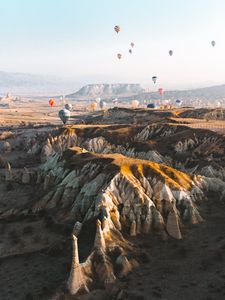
[0,0,225,88]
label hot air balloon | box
[147,103,156,109]
[129,49,132,54]
[112,98,118,106]
[117,53,122,60]
[175,99,182,106]
[211,41,216,47]
[130,42,135,48]
[95,97,101,104]
[99,100,106,109]
[58,108,70,124]
[65,103,73,111]
[158,88,164,96]
[114,25,120,34]
[49,99,55,107]
[169,50,173,56]
[152,76,157,84]
[131,100,139,109]
[90,102,97,111]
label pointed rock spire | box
[67,235,88,295]
[94,219,106,251]
[166,208,182,239]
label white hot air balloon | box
[65,103,73,111]
[58,108,71,124]
[95,97,101,104]
[131,100,139,109]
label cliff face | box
[66,84,144,99]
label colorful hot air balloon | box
[49,99,55,107]
[114,25,120,34]
[130,42,135,48]
[129,49,132,54]
[169,50,173,56]
[117,53,122,60]
[65,103,73,111]
[211,41,216,47]
[58,108,70,124]
[152,76,157,84]
[158,88,164,96]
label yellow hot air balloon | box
[90,102,97,111]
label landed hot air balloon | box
[65,103,73,111]
[49,98,55,107]
[130,42,135,48]
[99,100,106,109]
[117,53,122,60]
[114,25,120,34]
[169,50,173,56]
[131,100,139,109]
[90,102,97,111]
[129,49,132,54]
[95,97,101,104]
[152,76,157,84]
[211,41,216,47]
[158,88,164,96]
[175,99,182,106]
[58,108,70,124]
[147,103,156,109]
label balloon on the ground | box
[58,108,70,124]
[169,50,173,56]
[211,41,216,47]
[131,100,139,109]
[158,88,164,96]
[99,100,106,109]
[65,103,73,111]
[90,102,97,111]
[175,99,182,106]
[117,53,122,60]
[49,99,55,107]
[152,76,157,84]
[147,103,156,109]
[114,25,120,34]
[95,97,101,104]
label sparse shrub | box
[6,182,13,191]
[9,230,20,244]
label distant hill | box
[121,84,225,102]
[0,71,80,96]
[66,83,225,102]
[66,84,144,99]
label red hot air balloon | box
[49,98,55,107]
[158,88,164,96]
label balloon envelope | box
[99,100,106,109]
[59,109,70,124]
[129,49,132,54]
[49,99,55,107]
[117,53,122,59]
[131,100,139,109]
[147,103,156,109]
[130,42,135,48]
[211,41,216,47]
[169,50,173,56]
[114,25,120,33]
[65,103,73,111]
[152,76,157,84]
[158,88,164,96]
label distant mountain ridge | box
[67,83,225,102]
[66,83,144,99]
